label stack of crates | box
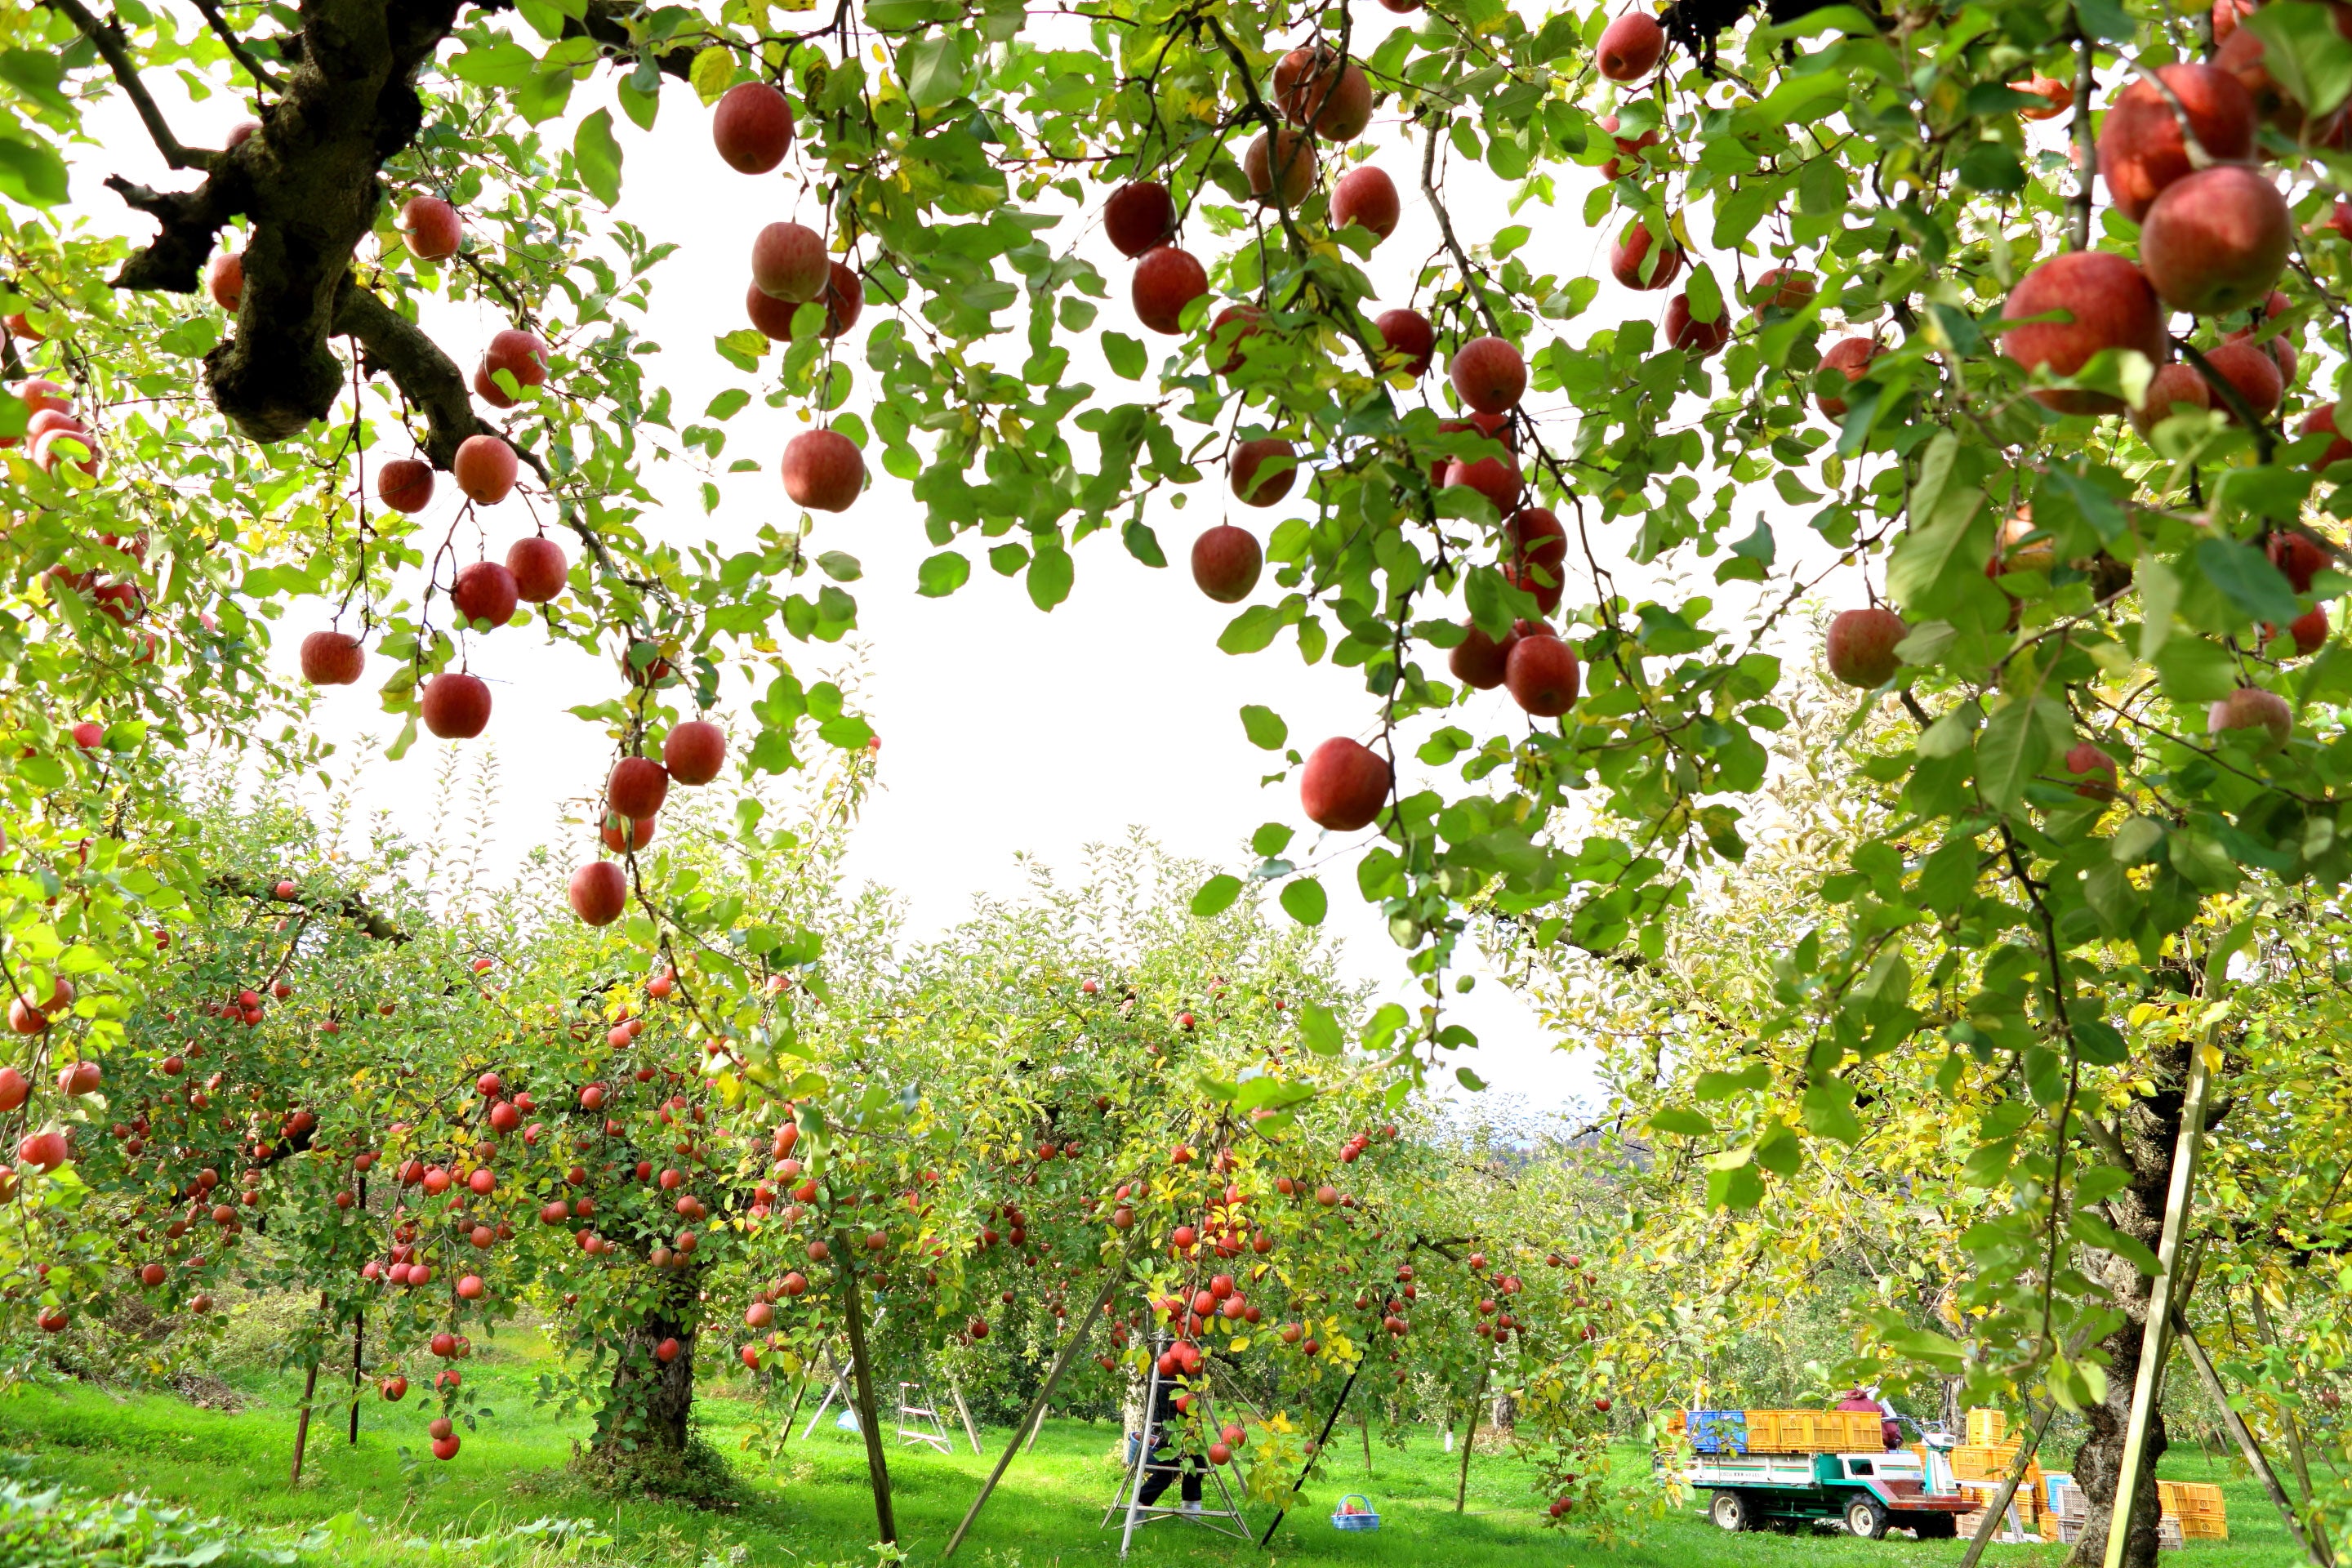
[1672,1409,1885,1454]
[2158,1481,2229,1540]
[1967,1408,2009,1446]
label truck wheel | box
[1711,1491,1753,1532]
[1844,1494,1890,1539]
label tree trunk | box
[2067,1031,2198,1568]
[583,1262,715,1495]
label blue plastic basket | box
[1331,1494,1380,1531]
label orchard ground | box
[0,1334,2291,1566]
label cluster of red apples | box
[710,81,870,515]
[564,718,730,929]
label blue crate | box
[1330,1494,1380,1530]
[1686,1410,1748,1455]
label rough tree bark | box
[586,1262,709,1490]
[2066,1027,2220,1568]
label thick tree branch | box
[211,871,409,942]
[42,0,215,172]
[104,174,243,292]
[191,0,286,91]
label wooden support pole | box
[2103,1018,2219,1568]
[347,1304,364,1444]
[948,1380,982,1454]
[779,1366,813,1446]
[2171,1306,2332,1568]
[835,1234,897,1544]
[1258,1357,1367,1547]
[942,1224,1144,1558]
[1455,1358,1491,1513]
[1960,1400,2057,1568]
[2249,1294,2319,1512]
[291,1356,322,1484]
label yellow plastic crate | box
[1966,1408,2009,1446]
[2158,1480,2226,1514]
[1952,1443,2020,1481]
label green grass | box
[0,1341,2297,1566]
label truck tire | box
[1844,1494,1891,1539]
[1710,1491,1754,1532]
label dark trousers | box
[1137,1428,1202,1505]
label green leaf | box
[2192,536,2299,628]
[1190,874,1242,917]
[816,551,862,582]
[1121,519,1165,568]
[2245,2,2352,118]
[1297,1002,1343,1056]
[689,47,737,105]
[1649,1107,1715,1137]
[1217,605,1284,655]
[574,109,623,206]
[1238,705,1288,751]
[1694,1063,1771,1100]
[1026,543,1073,610]
[915,550,970,597]
[1976,694,2060,811]
[0,51,73,116]
[1102,332,1147,380]
[1278,877,1327,926]
[0,134,66,206]
[900,35,966,108]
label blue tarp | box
[1686,1410,1748,1454]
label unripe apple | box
[2099,65,2255,223]
[420,671,492,739]
[664,720,727,786]
[781,428,865,511]
[1191,525,1263,603]
[452,435,518,505]
[399,197,463,261]
[1330,166,1399,241]
[2140,165,2292,317]
[752,221,829,303]
[569,861,629,925]
[1504,634,1579,717]
[713,82,794,174]
[378,457,434,514]
[1103,181,1178,258]
[506,535,567,602]
[1132,245,1207,334]
[1374,309,1435,377]
[1299,737,1389,831]
[1244,130,1316,208]
[1596,12,1665,82]
[300,630,366,687]
[1824,607,1907,688]
[1231,438,1296,507]
[1815,337,1879,420]
[2208,685,2292,753]
[1450,336,1526,415]
[207,252,243,311]
[451,561,518,628]
[1609,220,1682,290]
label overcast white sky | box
[69,11,1866,1111]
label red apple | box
[207,252,243,311]
[1815,337,1879,420]
[1244,130,1316,207]
[2269,530,2333,593]
[746,282,799,341]
[1445,453,1522,514]
[1504,633,1579,716]
[1609,220,1682,290]
[1748,268,1816,315]
[31,425,96,477]
[609,756,670,819]
[1375,308,1436,377]
[2097,65,2255,222]
[1104,182,1178,258]
[569,861,629,925]
[1596,12,1666,82]
[1231,437,1296,507]
[713,82,794,174]
[506,536,568,602]
[2203,337,2283,424]
[451,561,518,628]
[2016,74,2073,120]
[1450,336,1526,415]
[1597,114,1662,179]
[2132,362,2212,436]
[1330,166,1400,241]
[1663,293,1729,355]
[601,813,657,852]
[1299,737,1389,831]
[420,672,492,739]
[2301,403,2352,470]
[781,428,864,511]
[1133,245,1208,334]
[18,1129,66,1170]
[664,720,727,786]
[2140,165,2292,317]
[1192,525,1263,603]
[1448,620,1517,689]
[2288,606,2332,656]
[0,1068,24,1111]
[1272,48,1372,140]
[1998,251,2167,415]
[752,221,829,302]
[57,1060,97,1095]
[821,263,863,339]
[1824,606,1907,688]
[484,328,547,390]
[1208,304,1266,376]
[2207,685,2292,752]
[452,435,518,505]
[300,630,366,687]
[2063,742,2119,801]
[378,457,434,513]
[399,196,463,261]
